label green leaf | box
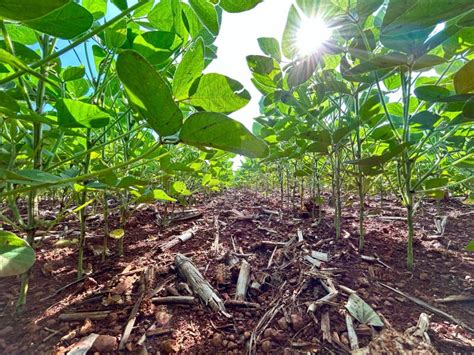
[282,5,301,59]
[219,0,262,13]
[454,60,474,94]
[116,50,183,136]
[1,169,62,185]
[116,176,148,188]
[4,24,37,45]
[56,99,110,129]
[414,85,451,102]
[0,231,35,277]
[133,31,183,65]
[466,240,474,252]
[345,52,407,76]
[347,143,411,167]
[61,65,85,82]
[381,0,474,37]
[109,229,125,239]
[463,98,474,119]
[173,38,204,100]
[346,293,384,327]
[188,73,250,113]
[104,18,127,48]
[257,37,281,61]
[180,112,269,158]
[24,2,93,40]
[111,0,128,11]
[82,0,107,20]
[0,0,68,21]
[288,56,318,87]
[356,0,384,20]
[189,0,219,35]
[410,111,440,130]
[0,91,20,113]
[137,189,177,203]
[172,181,192,196]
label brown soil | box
[0,189,473,354]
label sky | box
[207,0,293,130]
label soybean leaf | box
[219,0,262,13]
[173,38,204,100]
[466,240,474,252]
[133,31,182,65]
[179,112,269,158]
[288,55,319,87]
[188,73,250,113]
[414,85,451,102]
[109,229,125,239]
[24,2,93,40]
[0,231,35,277]
[0,91,20,113]
[137,189,177,203]
[116,50,183,136]
[172,181,191,196]
[104,18,127,48]
[82,0,107,20]
[346,143,411,167]
[4,24,37,45]
[189,0,219,35]
[282,5,301,59]
[1,169,62,185]
[381,0,474,37]
[454,60,474,94]
[61,65,85,82]
[410,111,440,130]
[258,37,281,61]
[56,99,110,129]
[345,52,407,76]
[346,293,384,327]
[0,0,68,21]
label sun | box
[296,17,332,56]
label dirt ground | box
[0,189,473,354]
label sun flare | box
[296,17,332,56]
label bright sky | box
[207,0,293,130]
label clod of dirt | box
[419,272,430,281]
[263,327,275,338]
[261,340,273,353]
[160,339,179,353]
[277,316,288,330]
[290,314,304,331]
[211,333,223,347]
[0,326,13,337]
[92,335,118,352]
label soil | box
[0,189,473,354]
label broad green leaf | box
[24,2,93,40]
[4,24,37,45]
[463,98,474,120]
[410,111,440,130]
[282,5,301,59]
[219,0,262,13]
[180,112,269,158]
[189,0,219,35]
[82,0,107,20]
[137,189,177,203]
[345,52,407,76]
[0,0,68,21]
[172,181,191,196]
[466,240,474,252]
[109,229,125,239]
[0,40,40,63]
[1,169,62,185]
[116,50,183,136]
[356,0,384,20]
[112,0,128,11]
[288,56,318,87]
[173,38,204,100]
[454,60,474,94]
[61,65,85,82]
[347,143,411,167]
[116,176,148,188]
[381,0,474,37]
[346,293,384,327]
[133,31,183,65]
[0,231,35,277]
[257,37,281,61]
[0,91,20,113]
[56,99,110,128]
[188,73,250,113]
[104,18,127,48]
[414,85,450,102]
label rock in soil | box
[92,335,118,352]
